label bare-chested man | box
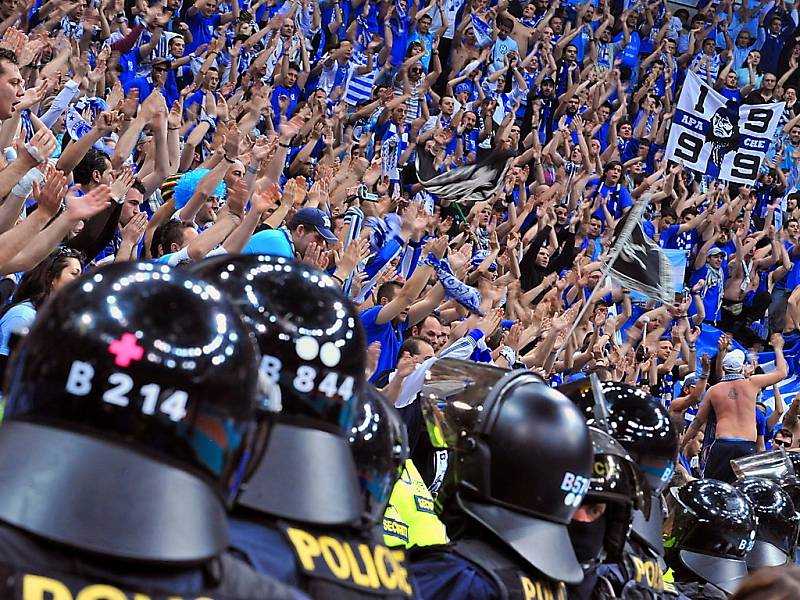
[680,333,787,483]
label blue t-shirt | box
[659,224,680,249]
[186,11,221,54]
[271,84,302,127]
[0,301,36,356]
[689,264,724,322]
[756,408,767,437]
[491,36,518,70]
[360,306,409,382]
[589,181,633,220]
[619,137,641,163]
[118,49,139,85]
[616,30,640,69]
[660,224,699,254]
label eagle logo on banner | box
[665,71,784,185]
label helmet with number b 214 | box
[0,262,264,564]
[420,358,593,584]
[189,254,367,526]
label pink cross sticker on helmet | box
[108,333,145,367]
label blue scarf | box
[422,253,483,315]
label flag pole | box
[552,196,651,363]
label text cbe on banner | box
[666,71,783,185]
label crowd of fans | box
[1,0,800,586]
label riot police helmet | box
[420,359,593,584]
[189,254,366,526]
[733,477,799,568]
[347,384,409,529]
[0,262,263,563]
[558,378,678,554]
[577,428,651,563]
[666,479,756,594]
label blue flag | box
[470,14,493,48]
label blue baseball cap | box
[289,207,338,244]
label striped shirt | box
[690,51,721,85]
[59,16,83,39]
[393,77,425,124]
[344,51,379,106]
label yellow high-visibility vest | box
[383,459,448,548]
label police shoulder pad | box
[278,523,414,597]
[5,565,222,600]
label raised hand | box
[337,238,370,277]
[771,332,785,351]
[107,80,125,111]
[251,182,280,213]
[505,322,523,352]
[96,110,123,133]
[365,341,381,378]
[109,166,135,201]
[65,185,112,221]
[18,128,57,166]
[396,352,418,379]
[167,100,183,130]
[301,241,328,270]
[15,79,49,111]
[225,179,250,218]
[279,113,305,141]
[224,122,241,158]
[31,166,68,217]
[120,212,148,245]
[477,308,504,336]
[424,235,449,260]
[251,136,273,162]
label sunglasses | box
[54,246,84,259]
[774,439,792,448]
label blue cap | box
[289,207,338,244]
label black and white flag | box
[607,199,674,304]
[416,149,512,204]
[665,71,783,185]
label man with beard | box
[534,76,558,142]
[705,102,740,179]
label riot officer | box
[664,479,757,598]
[0,262,303,599]
[410,358,594,599]
[190,254,416,599]
[732,477,800,569]
[346,384,410,541]
[560,380,678,554]
[567,428,651,600]
[780,475,800,565]
[348,384,449,550]
[786,449,800,476]
[559,379,682,599]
